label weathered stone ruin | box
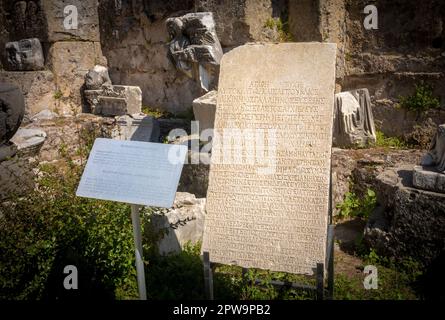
[84,65,143,116]
[5,38,44,71]
[166,12,223,92]
[333,88,377,148]
[413,124,445,193]
[0,0,444,298]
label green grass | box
[398,82,441,112]
[373,130,410,149]
[141,106,173,119]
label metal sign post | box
[76,139,187,301]
[131,204,147,300]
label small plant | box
[336,188,377,220]
[373,131,409,149]
[53,90,63,100]
[399,82,440,112]
[264,18,294,42]
[142,106,172,119]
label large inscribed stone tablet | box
[202,43,337,275]
[76,138,187,208]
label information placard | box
[76,138,187,208]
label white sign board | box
[76,138,187,208]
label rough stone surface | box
[365,165,445,267]
[85,65,112,90]
[151,192,206,255]
[98,0,200,114]
[195,0,285,47]
[192,90,217,135]
[178,151,210,198]
[0,154,37,200]
[0,71,57,118]
[333,88,376,148]
[1,1,46,42]
[0,142,17,162]
[28,114,115,162]
[112,114,160,143]
[84,85,142,116]
[41,0,100,42]
[413,166,445,193]
[5,38,44,71]
[202,43,337,275]
[47,41,107,113]
[0,82,25,145]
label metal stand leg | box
[131,204,147,300]
[326,224,335,300]
[316,263,325,300]
[203,252,214,300]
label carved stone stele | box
[202,43,337,275]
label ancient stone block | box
[0,83,25,146]
[5,38,44,71]
[112,114,160,143]
[193,90,217,135]
[0,71,57,118]
[41,0,100,42]
[333,88,376,148]
[195,0,281,47]
[365,165,445,266]
[151,192,206,255]
[84,85,142,116]
[47,41,106,112]
[413,166,445,194]
[202,43,337,275]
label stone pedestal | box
[365,165,445,267]
[192,90,217,136]
[413,166,445,193]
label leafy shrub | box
[399,82,440,112]
[373,131,409,149]
[0,126,145,300]
[0,159,142,300]
[141,106,173,119]
[264,18,294,42]
[336,188,377,220]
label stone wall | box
[98,0,286,113]
[288,0,445,139]
[0,0,444,135]
[0,0,106,115]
